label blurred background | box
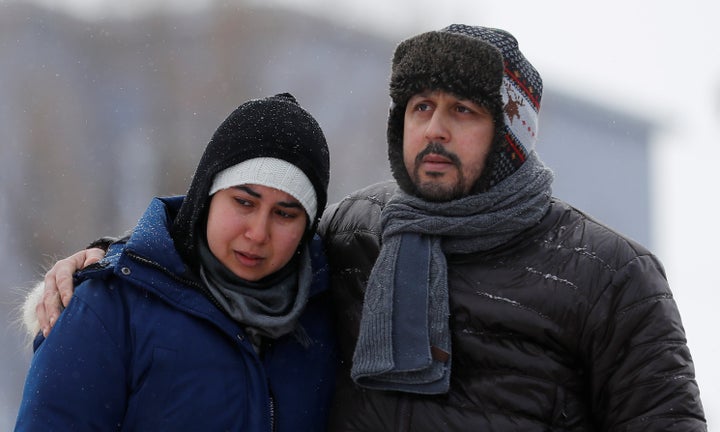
[1,0,717,427]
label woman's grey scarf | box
[197,240,313,348]
[351,151,554,394]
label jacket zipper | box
[125,252,226,311]
[396,395,411,432]
[269,394,276,432]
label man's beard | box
[411,142,466,202]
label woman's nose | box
[244,213,270,244]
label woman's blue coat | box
[15,196,337,431]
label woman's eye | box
[276,209,296,219]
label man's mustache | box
[415,142,461,166]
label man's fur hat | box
[387,24,543,196]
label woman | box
[14,93,336,431]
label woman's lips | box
[234,250,264,267]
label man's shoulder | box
[341,180,398,206]
[545,198,654,262]
[320,180,397,236]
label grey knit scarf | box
[198,240,313,347]
[351,151,554,394]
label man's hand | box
[36,248,106,337]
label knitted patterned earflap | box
[443,24,543,180]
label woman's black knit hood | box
[171,93,330,266]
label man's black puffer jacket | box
[320,181,706,431]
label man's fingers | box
[83,248,106,267]
[40,247,105,336]
[55,271,75,307]
[39,276,62,337]
[53,248,104,305]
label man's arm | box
[22,248,107,338]
[588,254,706,430]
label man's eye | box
[410,101,430,112]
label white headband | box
[209,157,317,222]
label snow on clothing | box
[320,180,705,431]
[15,196,337,432]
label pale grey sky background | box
[14,0,720,424]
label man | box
[28,24,706,430]
[319,24,706,430]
